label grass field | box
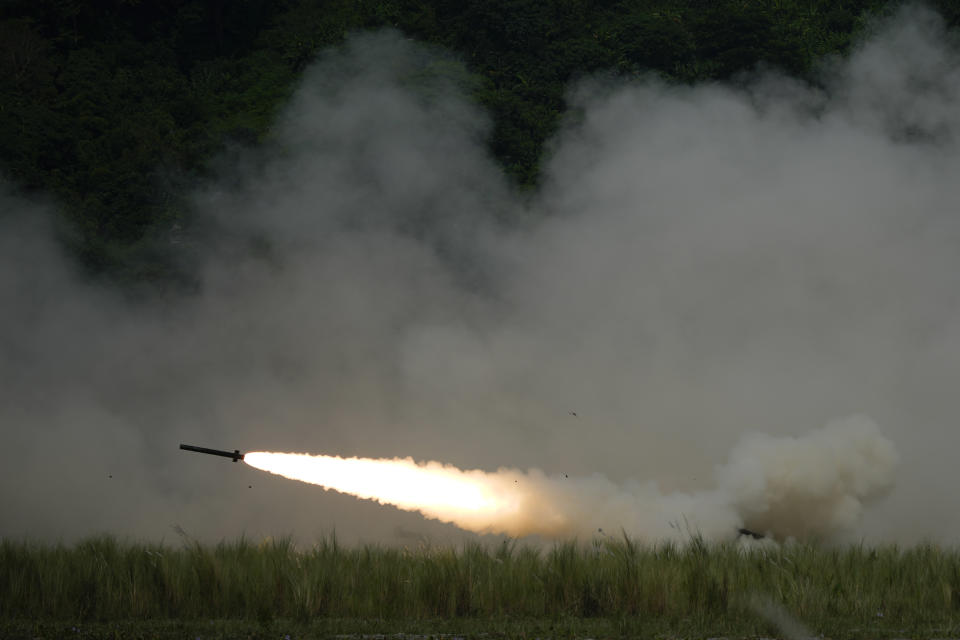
[2,534,958,639]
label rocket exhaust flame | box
[243,416,899,542]
[243,451,599,537]
[243,452,504,517]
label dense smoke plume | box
[2,5,958,545]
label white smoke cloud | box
[1,6,958,545]
[718,416,899,540]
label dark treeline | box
[1,0,956,283]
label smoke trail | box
[749,594,814,640]
[245,415,897,541]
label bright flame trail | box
[243,452,524,533]
[243,416,899,542]
[244,452,500,512]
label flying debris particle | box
[569,411,578,417]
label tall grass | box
[2,534,958,633]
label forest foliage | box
[1,0,956,283]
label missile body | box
[179,443,244,462]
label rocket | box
[179,443,244,462]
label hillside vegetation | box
[2,0,957,282]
